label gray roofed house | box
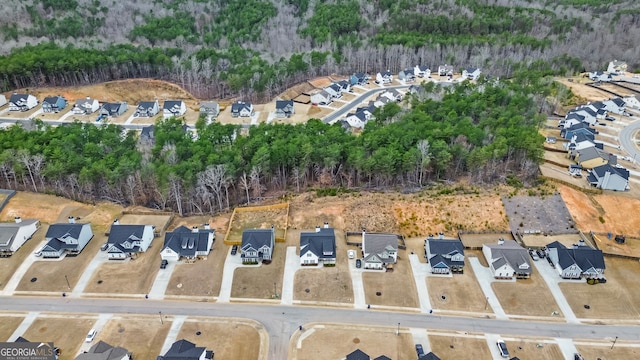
[41,218,94,258]
[350,72,368,86]
[199,101,220,117]
[160,225,215,262]
[437,64,454,76]
[231,101,254,117]
[362,231,398,270]
[373,356,392,360]
[300,223,336,265]
[163,100,187,118]
[42,95,67,113]
[275,100,295,118]
[310,90,332,105]
[587,164,629,191]
[346,349,370,360]
[106,221,155,260]
[419,353,441,360]
[462,67,481,80]
[75,340,131,360]
[546,241,605,279]
[425,239,465,274]
[72,97,100,115]
[398,68,416,82]
[241,227,275,264]
[482,239,531,279]
[0,217,40,256]
[9,93,38,111]
[135,100,160,117]
[157,339,213,360]
[100,102,128,117]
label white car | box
[85,328,97,342]
[496,339,509,358]
[348,250,355,259]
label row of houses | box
[68,338,211,360]
[372,66,481,85]
[310,80,351,105]
[341,89,403,129]
[559,97,631,191]
[588,60,629,82]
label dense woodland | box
[0,0,639,99]
[0,73,561,215]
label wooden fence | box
[223,203,290,245]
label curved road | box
[1,296,639,359]
[322,85,409,123]
[619,116,640,161]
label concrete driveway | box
[218,247,259,302]
[281,246,301,305]
[469,257,507,319]
[408,254,433,313]
[0,239,48,296]
[76,313,112,355]
[71,248,110,297]
[347,257,366,309]
[531,260,579,323]
[148,260,178,299]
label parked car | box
[160,259,168,269]
[574,353,585,360]
[231,245,238,255]
[355,259,362,268]
[496,339,509,358]
[348,250,355,259]
[605,116,615,121]
[415,344,425,357]
[536,249,546,259]
[529,249,539,261]
[85,328,97,342]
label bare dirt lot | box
[23,315,96,360]
[595,82,636,97]
[176,318,262,360]
[555,78,611,102]
[427,271,492,314]
[520,233,585,248]
[428,334,493,360]
[97,315,170,360]
[290,323,415,360]
[492,271,564,318]
[226,205,289,243]
[0,225,46,290]
[458,232,514,249]
[504,338,563,359]
[560,257,640,320]
[575,343,640,359]
[362,250,419,308]
[117,213,172,231]
[502,193,577,234]
[231,242,286,299]
[0,314,24,341]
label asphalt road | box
[321,84,411,123]
[618,116,640,161]
[2,296,639,359]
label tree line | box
[0,75,553,215]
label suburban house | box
[327,83,343,98]
[584,101,607,119]
[562,112,585,125]
[482,239,531,279]
[574,146,615,169]
[462,67,481,80]
[105,220,155,260]
[565,133,598,152]
[588,71,612,82]
[419,353,442,360]
[562,127,594,141]
[310,90,332,105]
[299,223,336,266]
[231,101,254,117]
[375,70,393,84]
[624,95,640,109]
[163,100,187,118]
[160,225,215,262]
[344,109,372,129]
[135,100,160,117]
[42,95,67,113]
[437,64,454,76]
[603,97,626,114]
[199,101,220,117]
[362,231,398,270]
[378,89,402,102]
[337,80,351,92]
[41,218,94,258]
[350,73,368,86]
[241,227,275,264]
[75,341,131,360]
[414,65,431,78]
[275,100,295,118]
[568,107,597,125]
[100,102,128,117]
[398,68,416,82]
[0,217,39,257]
[0,94,6,107]
[546,241,605,279]
[140,125,155,144]
[345,349,392,360]
[607,60,627,74]
[9,93,38,111]
[587,164,630,191]
[157,339,213,360]
[425,239,465,274]
[72,97,100,115]
[560,122,595,138]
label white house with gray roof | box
[9,93,38,111]
[0,217,39,256]
[546,241,605,279]
[299,222,336,265]
[587,164,629,191]
[241,227,275,264]
[482,239,531,279]
[362,231,398,270]
[106,220,155,260]
[41,218,94,258]
[135,100,160,117]
[462,67,481,81]
[163,100,187,118]
[160,225,214,262]
[72,97,100,115]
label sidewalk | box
[408,254,432,313]
[281,246,301,305]
[469,257,507,320]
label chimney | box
[323,222,329,229]
[315,226,320,233]
[498,238,504,245]
[14,216,22,224]
[68,216,75,224]
[86,96,90,100]
[204,223,210,230]
[439,232,444,240]
[192,226,198,233]
[362,228,366,242]
[113,218,120,225]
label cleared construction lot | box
[492,270,564,319]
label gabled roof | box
[364,233,398,258]
[401,68,415,75]
[427,239,464,256]
[347,111,368,122]
[354,72,367,80]
[101,102,125,115]
[374,356,392,360]
[419,352,441,360]
[328,83,341,92]
[337,80,350,88]
[572,132,593,144]
[484,240,531,274]
[300,227,336,259]
[107,224,147,245]
[275,100,294,110]
[592,163,629,180]
[46,223,86,240]
[417,65,430,71]
[577,106,597,117]
[231,101,252,113]
[43,95,64,105]
[577,146,605,162]
[0,219,39,250]
[199,101,218,110]
[611,97,626,107]
[75,98,97,107]
[465,67,478,73]
[9,93,33,103]
[380,70,392,77]
[137,100,158,109]
[163,226,213,257]
[590,101,606,109]
[346,349,370,360]
[75,340,131,360]
[241,229,273,251]
[565,113,585,121]
[158,339,208,360]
